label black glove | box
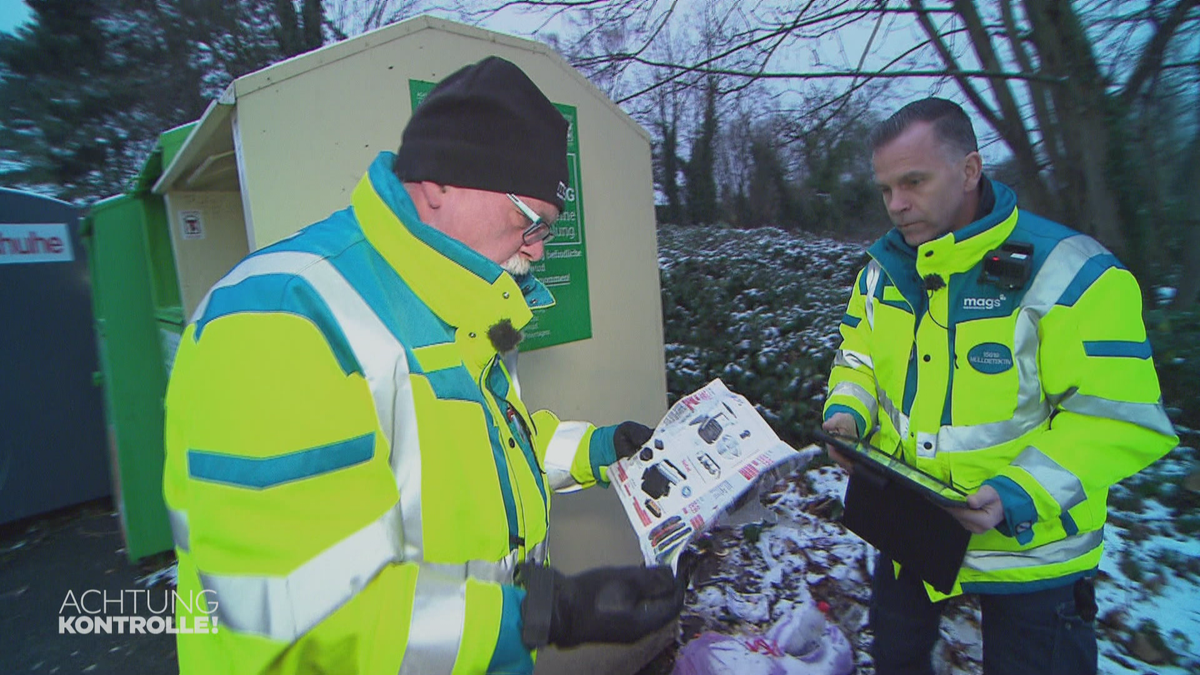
[517,563,685,648]
[612,421,654,460]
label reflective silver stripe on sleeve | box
[543,421,591,493]
[1058,392,1177,438]
[1010,307,1050,430]
[168,508,189,553]
[399,566,468,675]
[289,254,427,564]
[384,334,424,564]
[191,251,324,324]
[833,349,873,371]
[935,410,1050,453]
[831,381,878,420]
[421,550,518,586]
[1012,446,1086,512]
[396,555,523,675]
[1021,235,1110,309]
[963,529,1103,572]
[876,386,905,439]
[400,550,547,667]
[528,539,549,566]
[1016,236,1174,439]
[200,251,427,564]
[398,552,521,674]
[200,505,403,641]
[863,261,882,330]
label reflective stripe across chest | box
[181,251,546,655]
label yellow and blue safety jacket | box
[824,179,1177,600]
[163,152,619,673]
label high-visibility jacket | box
[824,180,1177,601]
[163,152,618,674]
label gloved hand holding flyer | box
[610,378,808,570]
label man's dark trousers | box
[868,556,1098,674]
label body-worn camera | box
[980,241,1033,290]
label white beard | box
[501,253,530,277]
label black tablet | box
[812,429,971,508]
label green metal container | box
[81,123,193,561]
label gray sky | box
[0,0,30,34]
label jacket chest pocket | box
[410,373,512,561]
[871,301,915,394]
[953,317,1022,426]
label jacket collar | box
[870,178,1020,281]
[351,152,556,334]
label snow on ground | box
[654,224,1200,673]
[1092,443,1200,674]
[672,450,1200,674]
[675,462,982,675]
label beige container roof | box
[154,14,649,195]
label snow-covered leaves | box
[658,224,867,450]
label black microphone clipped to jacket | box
[923,274,945,292]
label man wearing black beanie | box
[395,56,570,213]
[165,56,683,675]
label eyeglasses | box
[507,194,556,245]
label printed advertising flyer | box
[611,379,807,570]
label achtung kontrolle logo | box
[58,589,219,635]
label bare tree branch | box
[473,0,622,13]
[945,0,1061,216]
[999,0,1062,184]
[1119,0,1200,106]
[910,0,1001,130]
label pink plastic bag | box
[672,603,853,675]
[673,632,792,675]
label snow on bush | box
[658,225,866,451]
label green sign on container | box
[408,79,592,351]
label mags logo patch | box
[962,293,1006,311]
[967,343,1014,374]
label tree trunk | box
[950,0,1059,216]
[1022,0,1128,258]
[686,78,719,225]
[997,0,1064,218]
[1176,219,1200,309]
[659,120,683,225]
[1171,96,1200,309]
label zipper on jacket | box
[478,357,548,559]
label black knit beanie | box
[394,56,570,210]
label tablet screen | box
[813,430,970,506]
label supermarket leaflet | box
[610,378,804,571]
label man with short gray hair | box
[821,97,1176,674]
